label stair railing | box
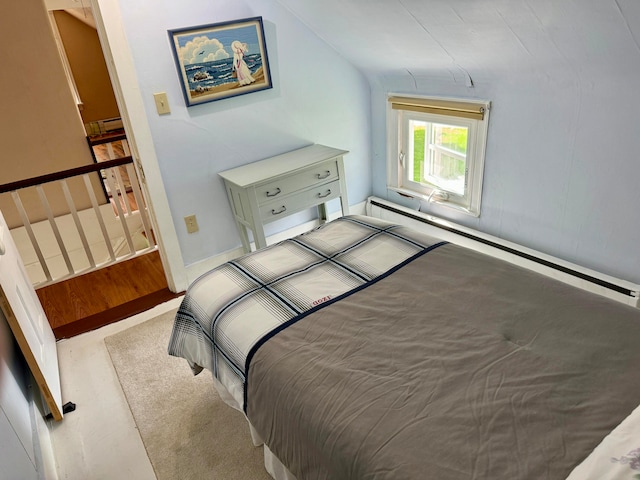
[0,156,155,287]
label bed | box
[168,214,640,480]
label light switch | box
[153,92,171,115]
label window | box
[387,95,490,216]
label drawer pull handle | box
[317,189,332,199]
[271,206,287,215]
[316,170,331,180]
[266,187,281,197]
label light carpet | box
[105,309,271,480]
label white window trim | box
[387,94,490,217]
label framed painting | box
[168,17,272,106]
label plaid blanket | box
[168,215,446,410]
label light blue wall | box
[115,0,640,284]
[370,65,640,284]
[116,0,371,266]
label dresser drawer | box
[255,160,339,205]
[259,180,341,221]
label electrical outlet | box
[184,215,199,233]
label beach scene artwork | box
[169,17,272,106]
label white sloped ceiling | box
[275,0,640,82]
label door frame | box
[88,0,187,292]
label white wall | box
[112,0,371,268]
[370,59,640,285]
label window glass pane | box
[408,119,468,196]
[433,123,467,155]
[428,123,467,195]
[410,120,426,183]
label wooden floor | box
[37,250,182,339]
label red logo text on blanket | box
[312,296,331,307]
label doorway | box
[89,0,187,294]
[32,2,183,336]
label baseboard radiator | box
[366,196,640,307]
[86,117,124,136]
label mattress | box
[168,215,640,479]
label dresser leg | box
[253,227,268,250]
[236,222,252,253]
[318,203,328,224]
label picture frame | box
[168,17,272,107]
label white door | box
[0,211,63,421]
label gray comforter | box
[246,243,640,479]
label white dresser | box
[219,144,349,252]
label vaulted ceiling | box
[276,0,640,83]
